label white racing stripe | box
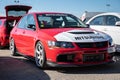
[54,29,111,42]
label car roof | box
[96,12,120,17]
[28,12,72,15]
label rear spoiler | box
[5,5,32,11]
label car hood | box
[41,28,111,42]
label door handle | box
[23,31,25,34]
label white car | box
[86,12,120,52]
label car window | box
[17,16,27,29]
[0,20,2,26]
[38,16,51,27]
[90,16,104,25]
[0,20,6,27]
[37,14,87,28]
[27,14,35,25]
[26,14,36,30]
[8,10,27,17]
[3,20,6,27]
[106,15,120,26]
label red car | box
[0,5,31,48]
[10,12,115,68]
[0,18,9,48]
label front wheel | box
[35,41,46,68]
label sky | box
[0,0,120,17]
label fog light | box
[57,54,75,62]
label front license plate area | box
[83,54,104,62]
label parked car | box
[10,12,115,68]
[0,18,9,48]
[0,5,31,48]
[86,12,120,52]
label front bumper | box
[46,48,114,67]
[47,60,114,67]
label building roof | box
[81,11,104,22]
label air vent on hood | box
[69,32,94,34]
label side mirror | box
[115,21,120,26]
[27,24,36,30]
[86,24,90,28]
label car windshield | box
[8,10,27,17]
[37,13,87,29]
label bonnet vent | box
[69,32,94,34]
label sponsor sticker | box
[75,36,104,40]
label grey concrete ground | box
[0,49,120,80]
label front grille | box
[83,54,104,62]
[76,41,108,48]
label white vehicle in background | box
[86,12,120,52]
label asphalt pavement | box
[1,49,120,80]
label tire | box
[9,38,17,56]
[35,41,46,68]
[0,46,4,49]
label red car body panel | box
[0,19,9,47]
[10,12,114,67]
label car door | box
[103,15,120,45]
[21,14,36,56]
[88,15,106,31]
[13,15,28,53]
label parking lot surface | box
[1,49,120,80]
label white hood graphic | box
[54,29,111,42]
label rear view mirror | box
[115,21,120,26]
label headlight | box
[108,38,114,47]
[48,41,74,48]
